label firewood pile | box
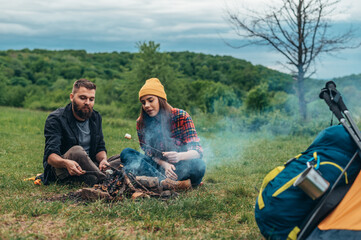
[74,164,179,202]
[45,156,188,203]
[46,167,178,202]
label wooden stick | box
[124,135,163,154]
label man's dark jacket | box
[42,103,106,184]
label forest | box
[1,41,360,135]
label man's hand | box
[163,151,182,164]
[65,160,85,176]
[96,151,108,171]
[99,159,109,171]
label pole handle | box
[319,89,344,121]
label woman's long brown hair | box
[138,96,173,131]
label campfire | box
[80,163,178,201]
[48,159,179,202]
[47,135,190,202]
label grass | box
[0,106,315,239]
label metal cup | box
[294,166,330,200]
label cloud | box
[0,0,360,78]
[0,0,226,39]
[0,23,35,35]
[1,0,359,42]
[331,1,361,21]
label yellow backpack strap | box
[319,161,348,184]
[287,226,300,240]
[257,166,285,210]
[272,173,302,197]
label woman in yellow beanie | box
[120,78,206,189]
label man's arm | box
[96,150,108,171]
[48,153,85,176]
[92,112,108,171]
[44,113,63,165]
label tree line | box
[0,42,295,118]
[0,42,360,130]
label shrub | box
[245,83,269,111]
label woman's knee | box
[176,159,206,185]
[120,148,138,163]
[192,159,206,176]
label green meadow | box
[0,106,316,239]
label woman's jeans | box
[120,148,206,187]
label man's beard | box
[73,101,93,120]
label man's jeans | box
[54,145,106,184]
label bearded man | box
[42,79,108,186]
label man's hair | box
[72,79,96,94]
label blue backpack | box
[255,125,361,240]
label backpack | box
[255,125,361,240]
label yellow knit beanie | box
[138,78,167,100]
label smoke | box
[196,77,361,170]
[123,77,361,181]
[142,111,179,160]
[200,127,250,169]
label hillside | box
[0,44,360,124]
[0,45,293,118]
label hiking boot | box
[160,178,192,191]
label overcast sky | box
[1,0,360,79]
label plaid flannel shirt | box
[136,108,203,158]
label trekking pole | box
[319,87,344,122]
[319,87,361,151]
[325,81,361,142]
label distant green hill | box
[332,73,361,89]
[0,45,359,120]
[0,46,294,117]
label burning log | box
[81,188,112,201]
[46,155,181,203]
[78,163,176,201]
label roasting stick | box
[124,133,168,179]
[85,164,120,174]
[124,133,163,154]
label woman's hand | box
[163,150,200,163]
[162,151,182,164]
[159,160,178,180]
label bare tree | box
[226,0,360,120]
